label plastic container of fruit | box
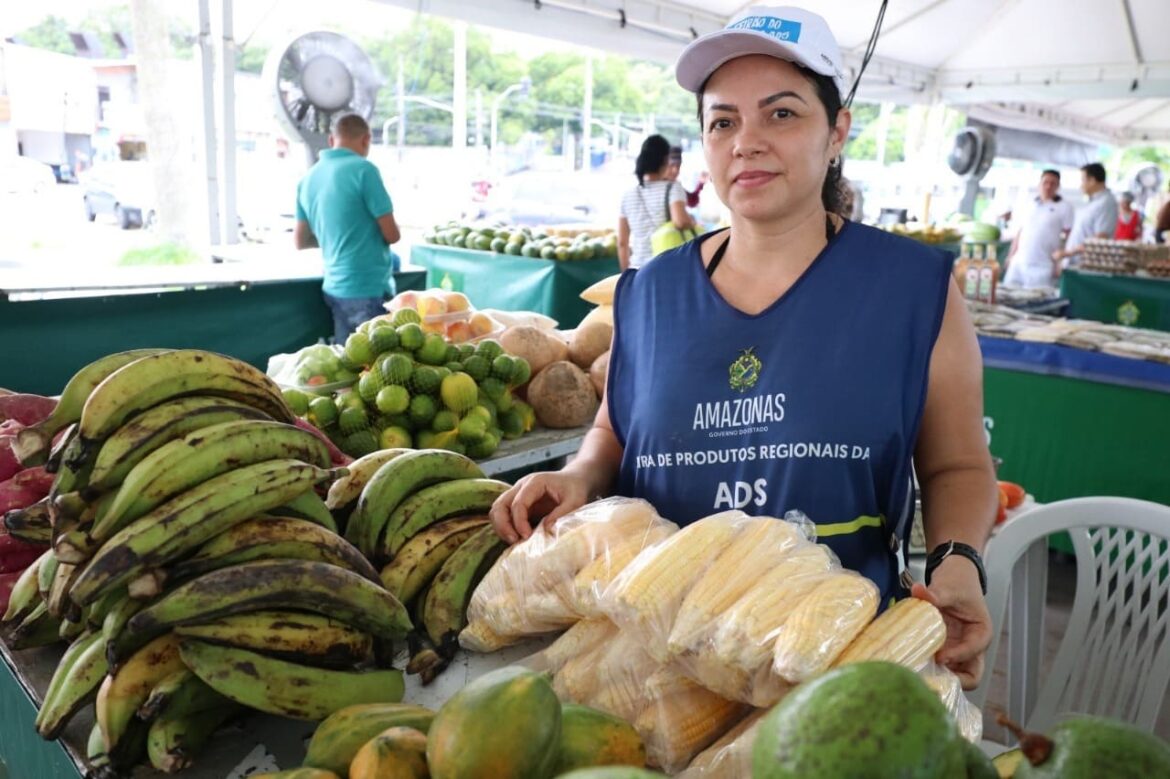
[266,344,359,395]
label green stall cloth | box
[1060,269,1170,332]
[411,245,619,328]
[984,367,1170,506]
[0,268,429,397]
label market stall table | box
[0,264,426,396]
[979,334,1170,506]
[1059,269,1170,332]
[0,635,547,778]
[410,244,619,328]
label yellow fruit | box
[349,726,429,779]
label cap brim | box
[676,29,839,95]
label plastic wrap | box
[558,629,660,724]
[832,596,946,672]
[678,709,766,779]
[920,663,984,744]
[524,618,618,676]
[770,571,880,684]
[633,667,752,774]
[461,498,674,649]
[266,344,356,394]
[676,543,836,705]
[601,511,753,662]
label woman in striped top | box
[618,135,696,270]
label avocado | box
[752,662,966,779]
[1010,716,1170,779]
[963,738,999,779]
[993,748,1024,778]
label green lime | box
[338,406,370,435]
[379,353,414,386]
[308,396,338,428]
[510,357,532,386]
[369,325,400,354]
[416,333,449,366]
[282,388,310,416]
[391,308,422,328]
[431,409,460,432]
[462,354,490,382]
[379,426,413,450]
[344,332,375,366]
[409,394,437,427]
[475,339,505,361]
[397,323,425,352]
[490,355,516,382]
[457,414,488,444]
[375,385,410,415]
[357,370,383,403]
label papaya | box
[427,665,561,779]
[251,770,340,779]
[303,703,434,778]
[555,769,666,778]
[349,726,428,779]
[554,704,646,773]
[963,738,999,779]
[993,748,1024,778]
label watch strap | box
[924,540,988,595]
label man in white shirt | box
[1002,169,1074,289]
[1052,162,1118,270]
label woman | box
[618,135,696,270]
[1114,192,1143,240]
[491,6,996,690]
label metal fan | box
[948,126,997,180]
[263,31,381,165]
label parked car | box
[81,161,156,229]
[0,156,56,195]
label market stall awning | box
[374,0,1170,144]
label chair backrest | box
[973,497,1170,733]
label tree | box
[236,45,269,74]
[13,16,75,55]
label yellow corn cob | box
[555,641,609,702]
[711,544,836,669]
[607,512,744,656]
[771,572,880,683]
[669,518,803,654]
[635,668,751,773]
[589,679,649,723]
[919,664,982,743]
[570,525,675,615]
[535,499,665,588]
[680,709,766,779]
[833,597,945,670]
[458,619,516,653]
[540,618,618,674]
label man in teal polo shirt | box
[295,113,401,343]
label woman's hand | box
[489,471,593,544]
[911,557,993,690]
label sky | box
[3,0,582,58]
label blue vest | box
[608,222,953,600]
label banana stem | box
[129,570,167,601]
[12,427,51,467]
[996,712,1053,766]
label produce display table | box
[0,265,426,397]
[979,335,1170,506]
[1060,269,1170,332]
[410,245,619,329]
[0,635,545,779]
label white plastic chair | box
[971,497,1170,735]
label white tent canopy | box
[374,0,1170,144]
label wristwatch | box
[924,541,988,595]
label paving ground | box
[980,552,1170,744]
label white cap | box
[676,6,846,98]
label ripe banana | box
[346,449,484,558]
[179,639,405,721]
[147,694,243,774]
[96,632,187,751]
[3,496,52,544]
[76,349,295,448]
[127,559,411,643]
[70,460,337,607]
[272,489,340,535]
[8,601,62,649]
[35,629,108,739]
[12,348,170,465]
[137,668,195,720]
[2,549,49,623]
[382,479,509,558]
[169,516,379,584]
[418,525,505,671]
[173,610,374,668]
[325,448,410,510]
[94,420,332,540]
[303,702,435,776]
[379,516,489,604]
[86,395,272,492]
[45,560,80,619]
